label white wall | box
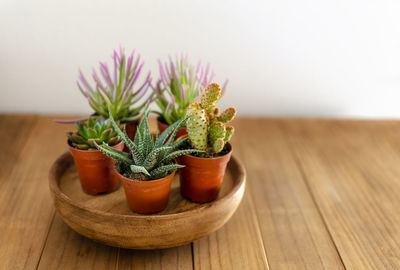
[1,0,400,118]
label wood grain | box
[282,119,400,269]
[0,116,72,270]
[38,214,118,270]
[0,115,37,180]
[117,244,193,270]
[4,115,400,270]
[231,118,344,269]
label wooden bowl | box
[49,152,246,249]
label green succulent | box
[95,107,202,180]
[77,47,153,123]
[67,116,121,150]
[186,82,236,155]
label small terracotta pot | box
[69,141,124,195]
[157,117,187,139]
[177,140,232,203]
[123,121,139,152]
[116,170,176,214]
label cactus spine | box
[186,83,236,154]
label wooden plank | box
[0,114,37,179]
[282,119,400,269]
[117,244,193,269]
[38,214,118,270]
[0,116,82,270]
[232,118,345,269]
[192,119,269,270]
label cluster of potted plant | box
[60,47,236,214]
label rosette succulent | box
[77,47,153,123]
[153,54,228,126]
[186,83,236,155]
[67,116,121,150]
[95,107,201,180]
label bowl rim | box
[49,151,246,221]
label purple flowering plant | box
[152,54,227,126]
[77,47,153,123]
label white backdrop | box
[1,0,400,118]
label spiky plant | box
[77,47,153,123]
[186,83,236,155]
[153,54,228,126]
[67,116,121,150]
[95,107,201,180]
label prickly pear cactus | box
[200,83,221,114]
[186,102,208,151]
[186,83,236,155]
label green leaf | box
[130,165,150,176]
[94,142,133,165]
[149,163,184,178]
[171,137,188,149]
[161,149,202,163]
[155,116,187,147]
[107,105,143,163]
[143,146,172,170]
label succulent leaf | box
[225,125,234,142]
[153,55,228,125]
[186,102,208,151]
[212,138,225,153]
[209,121,226,143]
[200,83,221,113]
[130,165,151,176]
[68,116,121,150]
[77,47,152,122]
[149,164,184,178]
[217,107,236,123]
[94,142,132,164]
[95,111,190,180]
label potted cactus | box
[77,47,153,142]
[153,54,227,138]
[67,116,124,195]
[177,83,236,203]
[95,107,201,214]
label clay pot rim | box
[115,168,177,184]
[67,139,124,153]
[49,152,245,220]
[176,135,233,161]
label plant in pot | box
[152,54,227,138]
[95,108,201,214]
[67,116,124,195]
[77,47,153,142]
[177,82,236,203]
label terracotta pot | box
[69,141,124,195]
[177,141,232,203]
[123,121,139,152]
[157,117,187,139]
[116,170,176,214]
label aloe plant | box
[186,83,236,155]
[77,47,153,122]
[95,107,201,180]
[153,54,228,126]
[67,116,121,150]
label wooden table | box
[2,115,400,270]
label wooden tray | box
[49,152,246,249]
